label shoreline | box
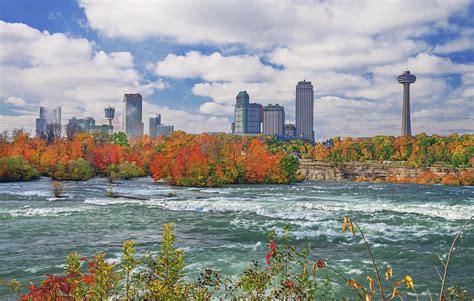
[299,160,473,186]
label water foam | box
[9,207,86,217]
[84,198,144,206]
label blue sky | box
[0,0,473,140]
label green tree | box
[112,132,129,147]
[280,154,300,183]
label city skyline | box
[0,1,473,139]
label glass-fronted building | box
[123,93,144,138]
[233,91,262,135]
[295,80,314,142]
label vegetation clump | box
[0,156,39,182]
[51,159,94,181]
[106,161,144,180]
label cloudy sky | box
[0,0,473,140]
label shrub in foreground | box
[3,216,471,300]
[0,156,39,182]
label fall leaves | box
[149,133,299,187]
[340,216,415,301]
[312,133,473,168]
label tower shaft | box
[401,84,411,136]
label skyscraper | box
[35,106,61,137]
[234,91,249,134]
[149,114,162,138]
[233,91,262,134]
[123,93,143,138]
[263,104,285,135]
[397,71,416,136]
[247,103,263,134]
[295,80,314,142]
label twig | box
[434,266,442,282]
[326,266,364,300]
[439,216,473,301]
[353,221,385,301]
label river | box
[1,177,473,297]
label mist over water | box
[1,177,473,296]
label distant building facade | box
[247,103,263,134]
[36,106,61,137]
[263,104,285,135]
[155,124,174,137]
[90,124,113,134]
[149,114,162,138]
[67,117,112,135]
[233,91,262,135]
[68,117,95,134]
[295,80,314,142]
[123,93,143,138]
[284,124,296,137]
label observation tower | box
[397,71,416,136]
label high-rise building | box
[295,80,314,142]
[149,114,162,138]
[234,91,249,134]
[156,124,174,137]
[248,103,263,134]
[36,106,61,137]
[397,71,416,136]
[123,93,143,138]
[263,104,285,135]
[284,124,296,137]
[233,91,262,135]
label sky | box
[0,0,473,140]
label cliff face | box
[299,160,472,183]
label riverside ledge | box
[299,160,474,184]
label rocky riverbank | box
[299,160,474,185]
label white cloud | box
[79,0,468,48]
[155,51,277,82]
[2,96,26,106]
[434,37,473,54]
[199,102,234,115]
[373,52,474,76]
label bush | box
[107,162,144,180]
[280,154,300,183]
[52,159,94,181]
[0,156,39,182]
[440,173,461,186]
[414,171,440,185]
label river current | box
[1,177,473,297]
